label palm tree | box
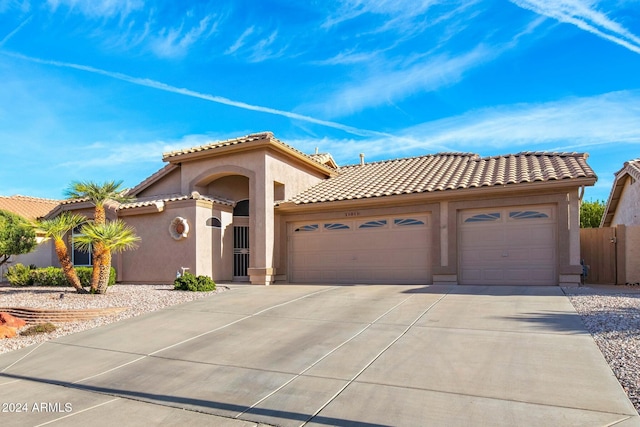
[74,220,140,294]
[65,180,134,292]
[35,213,88,293]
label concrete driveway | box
[1,284,638,427]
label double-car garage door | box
[288,205,557,285]
[289,215,431,284]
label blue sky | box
[1,0,639,201]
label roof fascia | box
[127,164,180,197]
[601,169,631,227]
[164,138,337,177]
[44,200,96,219]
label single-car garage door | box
[459,206,556,285]
[289,215,431,284]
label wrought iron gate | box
[233,226,249,280]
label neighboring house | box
[601,159,640,227]
[47,132,596,286]
[600,159,640,285]
[0,195,60,280]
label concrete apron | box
[0,284,638,427]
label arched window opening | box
[207,217,222,228]
[234,199,249,217]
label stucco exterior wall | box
[1,241,56,281]
[13,241,55,268]
[625,225,640,284]
[119,201,200,283]
[137,168,182,198]
[612,177,640,226]
[206,175,249,201]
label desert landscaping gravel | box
[565,286,640,414]
[0,284,227,354]
[1,284,639,414]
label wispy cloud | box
[0,0,30,14]
[309,44,494,117]
[510,0,640,54]
[0,15,31,47]
[225,26,254,55]
[286,90,640,170]
[313,49,386,66]
[151,14,218,58]
[323,0,440,29]
[46,0,144,19]
[247,30,285,62]
[400,90,640,151]
[1,51,392,138]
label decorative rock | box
[0,325,17,339]
[0,312,26,328]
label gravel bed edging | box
[0,284,228,354]
[565,286,640,414]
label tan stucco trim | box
[165,137,337,178]
[117,202,165,216]
[188,164,256,195]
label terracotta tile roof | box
[624,159,640,180]
[0,195,61,220]
[309,153,339,170]
[162,132,335,172]
[287,152,596,204]
[117,192,234,211]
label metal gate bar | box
[233,226,249,278]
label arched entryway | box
[202,174,251,282]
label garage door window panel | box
[359,220,388,229]
[324,223,350,230]
[463,212,501,223]
[295,224,318,232]
[509,210,550,220]
[394,218,426,227]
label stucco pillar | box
[194,201,214,278]
[433,201,458,285]
[248,162,276,285]
[560,191,582,286]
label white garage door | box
[459,206,556,285]
[289,215,431,284]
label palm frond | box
[35,213,86,240]
[65,180,134,206]
[75,220,140,254]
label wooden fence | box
[580,227,617,284]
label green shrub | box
[6,263,35,286]
[31,266,116,287]
[31,266,67,286]
[21,323,57,336]
[76,267,116,287]
[174,272,216,292]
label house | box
[48,132,596,286]
[598,159,640,285]
[0,195,60,279]
[601,159,640,227]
